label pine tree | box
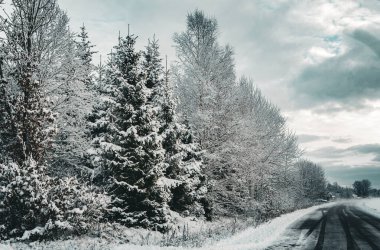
[143,38,211,219]
[76,24,97,87]
[0,157,110,240]
[0,157,54,240]
[88,34,170,231]
[95,54,106,92]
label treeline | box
[327,179,380,198]
[326,182,354,199]
[0,0,327,242]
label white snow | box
[202,202,333,250]
[0,244,13,250]
[1,203,336,250]
[20,227,45,241]
[112,245,180,250]
[86,148,97,155]
[110,202,334,250]
[156,177,181,188]
[353,198,380,218]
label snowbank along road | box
[266,203,380,250]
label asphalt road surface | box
[266,203,380,250]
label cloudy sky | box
[58,0,380,187]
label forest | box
[0,0,329,245]
[327,179,380,199]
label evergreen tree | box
[76,24,97,87]
[88,33,211,230]
[95,54,106,92]
[143,38,210,219]
[164,120,210,219]
[0,157,109,240]
[142,36,162,92]
[88,34,170,231]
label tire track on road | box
[352,208,380,232]
[265,203,380,250]
[338,206,360,250]
[346,207,379,250]
[314,208,328,250]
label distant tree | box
[326,182,353,199]
[362,179,372,196]
[369,188,380,197]
[76,24,97,87]
[353,179,371,197]
[353,181,363,197]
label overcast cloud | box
[57,0,380,187]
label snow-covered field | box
[0,202,337,250]
[353,198,380,218]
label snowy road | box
[266,203,380,250]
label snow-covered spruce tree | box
[76,24,97,88]
[0,157,110,240]
[95,55,106,92]
[142,38,210,219]
[0,157,53,240]
[164,120,211,219]
[88,34,171,231]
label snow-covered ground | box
[204,204,332,250]
[353,198,380,218]
[112,202,334,250]
[0,202,335,250]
